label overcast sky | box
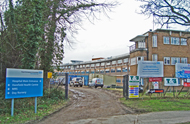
[0,0,186,64]
[63,0,159,63]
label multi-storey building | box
[61,29,190,87]
[129,29,190,77]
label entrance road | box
[37,87,130,124]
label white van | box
[88,78,104,88]
[70,77,83,87]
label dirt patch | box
[36,87,134,124]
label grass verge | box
[0,84,68,124]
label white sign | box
[137,61,164,77]
[164,78,180,86]
[153,82,159,89]
[175,63,190,78]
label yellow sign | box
[47,72,52,78]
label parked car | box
[70,77,83,87]
[88,78,104,88]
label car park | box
[88,78,104,88]
[70,77,83,87]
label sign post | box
[5,68,43,116]
[128,75,140,98]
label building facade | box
[129,29,190,77]
[60,29,190,87]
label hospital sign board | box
[5,68,43,99]
[175,63,190,78]
[164,78,180,86]
[137,61,163,77]
[128,75,139,98]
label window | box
[83,65,85,68]
[122,68,127,72]
[163,37,169,44]
[105,69,110,73]
[86,64,90,67]
[152,54,158,61]
[80,65,82,68]
[112,61,116,65]
[164,57,170,65]
[171,37,179,45]
[100,70,104,73]
[130,57,136,65]
[116,79,121,83]
[181,58,187,63]
[171,57,180,65]
[117,68,121,72]
[152,35,157,47]
[77,65,79,68]
[86,71,89,74]
[106,62,110,65]
[91,64,94,67]
[181,38,187,45]
[101,63,105,66]
[111,69,115,73]
[118,60,122,64]
[124,58,128,63]
[138,40,145,48]
[96,63,100,66]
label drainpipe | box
[146,36,149,61]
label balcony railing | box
[129,44,147,53]
[129,44,136,52]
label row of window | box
[67,68,129,74]
[152,35,187,47]
[164,57,187,65]
[64,58,129,69]
[152,55,187,65]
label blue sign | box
[5,68,43,99]
[175,63,190,78]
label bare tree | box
[137,0,190,28]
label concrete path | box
[68,111,190,124]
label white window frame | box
[152,35,157,47]
[181,38,187,45]
[163,36,169,44]
[130,57,137,65]
[164,57,170,65]
[171,37,179,45]
[106,62,110,65]
[101,63,105,66]
[138,40,145,48]
[112,61,116,65]
[118,59,122,64]
[96,63,100,66]
[152,54,158,61]
[171,57,180,65]
[181,58,187,63]
[124,58,128,63]
[91,64,94,67]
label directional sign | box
[184,79,190,87]
[164,78,180,86]
[5,68,43,99]
[129,75,139,98]
[148,89,164,93]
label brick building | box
[129,29,190,77]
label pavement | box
[68,111,190,124]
